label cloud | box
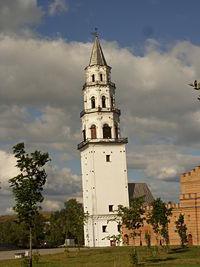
[0,0,43,34]
[128,145,200,182]
[0,150,18,192]
[48,0,68,16]
[1,35,200,212]
[42,200,61,211]
[44,166,81,196]
[0,149,81,214]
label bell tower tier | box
[78,34,129,247]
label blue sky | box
[1,0,200,213]
[37,0,200,47]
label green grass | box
[1,246,200,267]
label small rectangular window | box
[106,155,110,162]
[109,205,113,212]
[117,224,121,232]
[102,225,107,232]
[92,74,95,82]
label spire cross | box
[91,27,98,38]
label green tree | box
[63,199,87,247]
[46,199,87,248]
[175,214,188,247]
[117,197,145,245]
[46,210,66,247]
[9,143,50,267]
[147,198,172,246]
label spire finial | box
[91,27,99,38]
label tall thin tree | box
[9,143,50,267]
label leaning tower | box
[78,34,129,247]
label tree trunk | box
[29,227,32,267]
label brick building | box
[123,166,200,246]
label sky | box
[1,0,200,214]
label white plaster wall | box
[84,216,122,247]
[81,143,129,247]
[83,86,115,110]
[85,65,111,84]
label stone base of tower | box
[84,215,122,247]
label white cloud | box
[42,200,61,211]
[0,150,18,192]
[128,145,200,182]
[48,0,68,16]
[0,149,81,214]
[45,166,81,196]
[0,0,43,34]
[1,35,200,211]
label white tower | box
[78,34,129,247]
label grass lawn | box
[1,246,200,267]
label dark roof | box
[89,36,107,66]
[128,183,154,204]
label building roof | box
[128,183,154,204]
[89,36,107,66]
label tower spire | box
[89,32,107,66]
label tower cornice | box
[80,107,121,118]
[82,81,116,91]
[78,137,128,150]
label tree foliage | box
[117,197,145,241]
[175,214,188,247]
[9,143,50,226]
[147,198,172,245]
[46,199,87,247]
[9,142,50,266]
[0,214,46,248]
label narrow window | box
[90,125,97,139]
[92,74,95,82]
[91,97,95,109]
[100,73,103,81]
[109,205,113,212]
[115,125,118,139]
[82,129,86,141]
[111,96,114,107]
[117,224,121,232]
[103,124,112,139]
[106,155,110,162]
[102,96,106,108]
[102,225,107,233]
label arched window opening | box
[90,125,97,139]
[102,96,106,108]
[92,74,95,82]
[91,97,95,109]
[100,73,103,81]
[115,125,118,139]
[82,129,86,141]
[103,124,112,139]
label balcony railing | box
[77,137,128,150]
[80,107,121,117]
[82,81,116,90]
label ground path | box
[0,248,68,260]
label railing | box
[80,107,121,117]
[82,81,116,90]
[77,137,128,150]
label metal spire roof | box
[89,35,107,66]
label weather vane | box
[91,27,99,38]
[188,80,200,101]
